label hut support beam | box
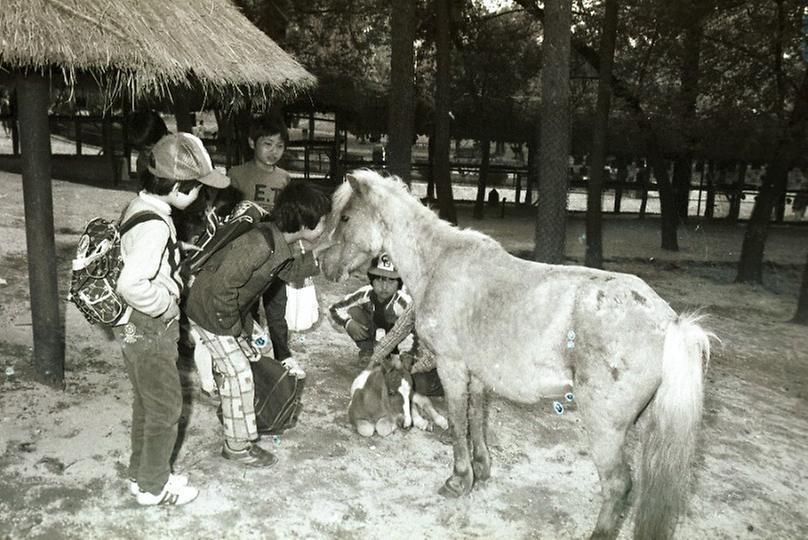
[17,72,65,388]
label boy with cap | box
[329,254,413,362]
[115,132,229,506]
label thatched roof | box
[0,0,316,109]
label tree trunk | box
[728,162,746,222]
[387,0,416,184]
[737,164,790,283]
[433,0,456,224]
[737,68,808,283]
[427,134,435,200]
[585,0,618,269]
[533,0,572,264]
[473,138,490,219]
[526,128,538,206]
[172,92,194,133]
[672,156,692,222]
[17,72,65,388]
[672,19,704,223]
[653,158,679,250]
[793,252,808,325]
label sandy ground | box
[1,170,807,539]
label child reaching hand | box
[185,180,330,468]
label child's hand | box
[179,241,202,252]
[160,300,180,323]
[346,319,370,341]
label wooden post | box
[331,112,342,182]
[705,160,716,220]
[17,72,64,387]
[75,116,83,155]
[10,90,20,156]
[102,117,119,184]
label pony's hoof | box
[434,414,449,431]
[472,459,491,482]
[438,474,472,498]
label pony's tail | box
[635,313,714,539]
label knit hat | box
[368,253,399,279]
[148,133,230,188]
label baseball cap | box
[368,253,399,279]
[148,132,230,188]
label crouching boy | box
[115,133,230,506]
[185,180,330,467]
[329,254,412,363]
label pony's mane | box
[332,168,503,251]
[332,168,416,217]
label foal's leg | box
[437,364,473,498]
[413,393,448,430]
[468,375,491,483]
[376,417,396,437]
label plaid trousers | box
[190,322,260,444]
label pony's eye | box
[340,215,350,223]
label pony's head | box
[318,169,408,281]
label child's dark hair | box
[249,115,288,144]
[126,110,168,148]
[140,169,177,195]
[210,186,243,219]
[139,167,201,196]
[174,186,241,243]
[272,181,331,233]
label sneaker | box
[281,357,306,379]
[135,479,198,506]
[129,473,188,496]
[221,443,278,468]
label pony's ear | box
[346,171,376,199]
[346,173,361,193]
[400,352,414,372]
[381,354,403,372]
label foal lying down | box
[348,355,447,437]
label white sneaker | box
[129,472,188,496]
[134,477,197,506]
[281,357,306,379]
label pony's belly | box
[484,367,573,404]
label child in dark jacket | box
[185,180,330,467]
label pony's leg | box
[468,375,491,483]
[578,393,635,540]
[437,364,473,498]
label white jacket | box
[116,192,182,323]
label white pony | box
[318,169,714,540]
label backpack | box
[68,212,169,326]
[216,355,305,434]
[184,200,267,276]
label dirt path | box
[1,172,807,539]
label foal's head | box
[318,169,406,281]
[382,354,415,429]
